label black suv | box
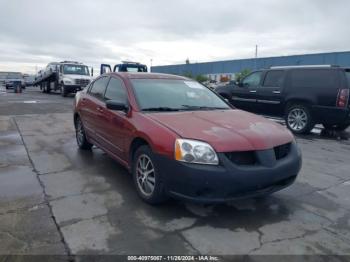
[216,66,350,134]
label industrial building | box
[151,51,350,81]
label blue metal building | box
[151,51,350,76]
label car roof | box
[109,72,191,81]
[266,65,347,71]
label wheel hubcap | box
[288,108,307,131]
[76,120,84,145]
[136,154,155,196]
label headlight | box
[175,139,219,165]
[64,79,73,84]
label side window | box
[104,77,127,103]
[290,69,338,89]
[263,70,285,87]
[242,71,262,88]
[89,77,109,100]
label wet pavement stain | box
[1,88,350,255]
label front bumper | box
[155,142,302,203]
[64,85,85,92]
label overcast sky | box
[0,0,349,73]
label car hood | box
[147,109,294,152]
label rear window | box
[289,69,338,89]
[118,65,147,72]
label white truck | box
[33,61,93,97]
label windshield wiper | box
[181,105,228,110]
[142,107,182,112]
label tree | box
[195,75,209,83]
[183,71,193,78]
[235,69,251,82]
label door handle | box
[96,106,103,112]
[273,91,281,94]
[249,90,257,93]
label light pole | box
[255,45,258,70]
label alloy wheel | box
[287,108,308,131]
[136,154,156,196]
[76,119,85,146]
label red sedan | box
[73,73,302,204]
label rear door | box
[82,76,110,142]
[256,70,285,115]
[230,71,263,111]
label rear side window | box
[89,77,109,100]
[289,69,338,89]
[345,70,350,86]
[263,70,284,87]
[104,77,127,103]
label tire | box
[75,117,93,150]
[323,123,350,131]
[61,84,67,97]
[285,104,314,134]
[46,83,51,94]
[132,145,168,204]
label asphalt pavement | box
[1,86,350,260]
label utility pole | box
[255,45,258,70]
[150,59,153,73]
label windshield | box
[63,65,90,76]
[7,73,22,79]
[131,79,230,111]
[119,65,147,72]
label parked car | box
[216,65,350,134]
[5,72,25,89]
[0,72,8,87]
[23,75,35,87]
[73,72,302,204]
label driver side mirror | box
[106,100,129,112]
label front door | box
[230,71,263,112]
[98,76,131,162]
[100,64,112,75]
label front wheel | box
[132,145,168,205]
[285,104,314,134]
[75,117,93,150]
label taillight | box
[337,89,349,108]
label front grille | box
[274,143,291,160]
[225,151,257,165]
[75,79,90,86]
